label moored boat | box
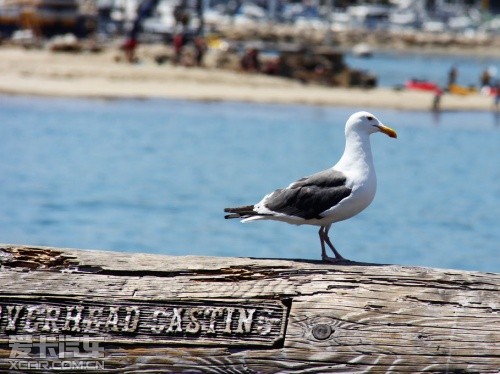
[405,79,440,92]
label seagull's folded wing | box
[264,169,352,220]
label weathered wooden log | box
[0,244,498,373]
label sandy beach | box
[0,46,496,111]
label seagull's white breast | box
[316,131,378,225]
[319,168,377,224]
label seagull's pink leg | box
[320,225,345,263]
[319,227,327,259]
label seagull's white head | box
[346,111,397,139]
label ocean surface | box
[346,51,499,88]
[1,94,498,273]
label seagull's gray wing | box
[264,169,352,220]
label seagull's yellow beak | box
[376,124,398,138]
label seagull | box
[224,111,397,263]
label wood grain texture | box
[0,244,498,373]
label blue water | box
[0,95,499,272]
[346,51,500,88]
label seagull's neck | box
[335,130,374,175]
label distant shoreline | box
[0,46,496,112]
[346,45,500,59]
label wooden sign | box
[0,297,289,347]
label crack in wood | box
[403,295,465,307]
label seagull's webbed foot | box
[324,235,345,260]
[321,253,344,263]
[319,226,347,263]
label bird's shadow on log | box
[248,257,392,267]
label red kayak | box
[405,79,440,92]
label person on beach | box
[432,87,443,112]
[193,37,207,67]
[480,68,491,89]
[121,38,138,63]
[447,65,458,89]
[241,48,261,73]
[173,32,185,65]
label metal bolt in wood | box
[312,324,332,340]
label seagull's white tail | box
[241,216,266,223]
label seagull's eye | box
[367,116,374,121]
